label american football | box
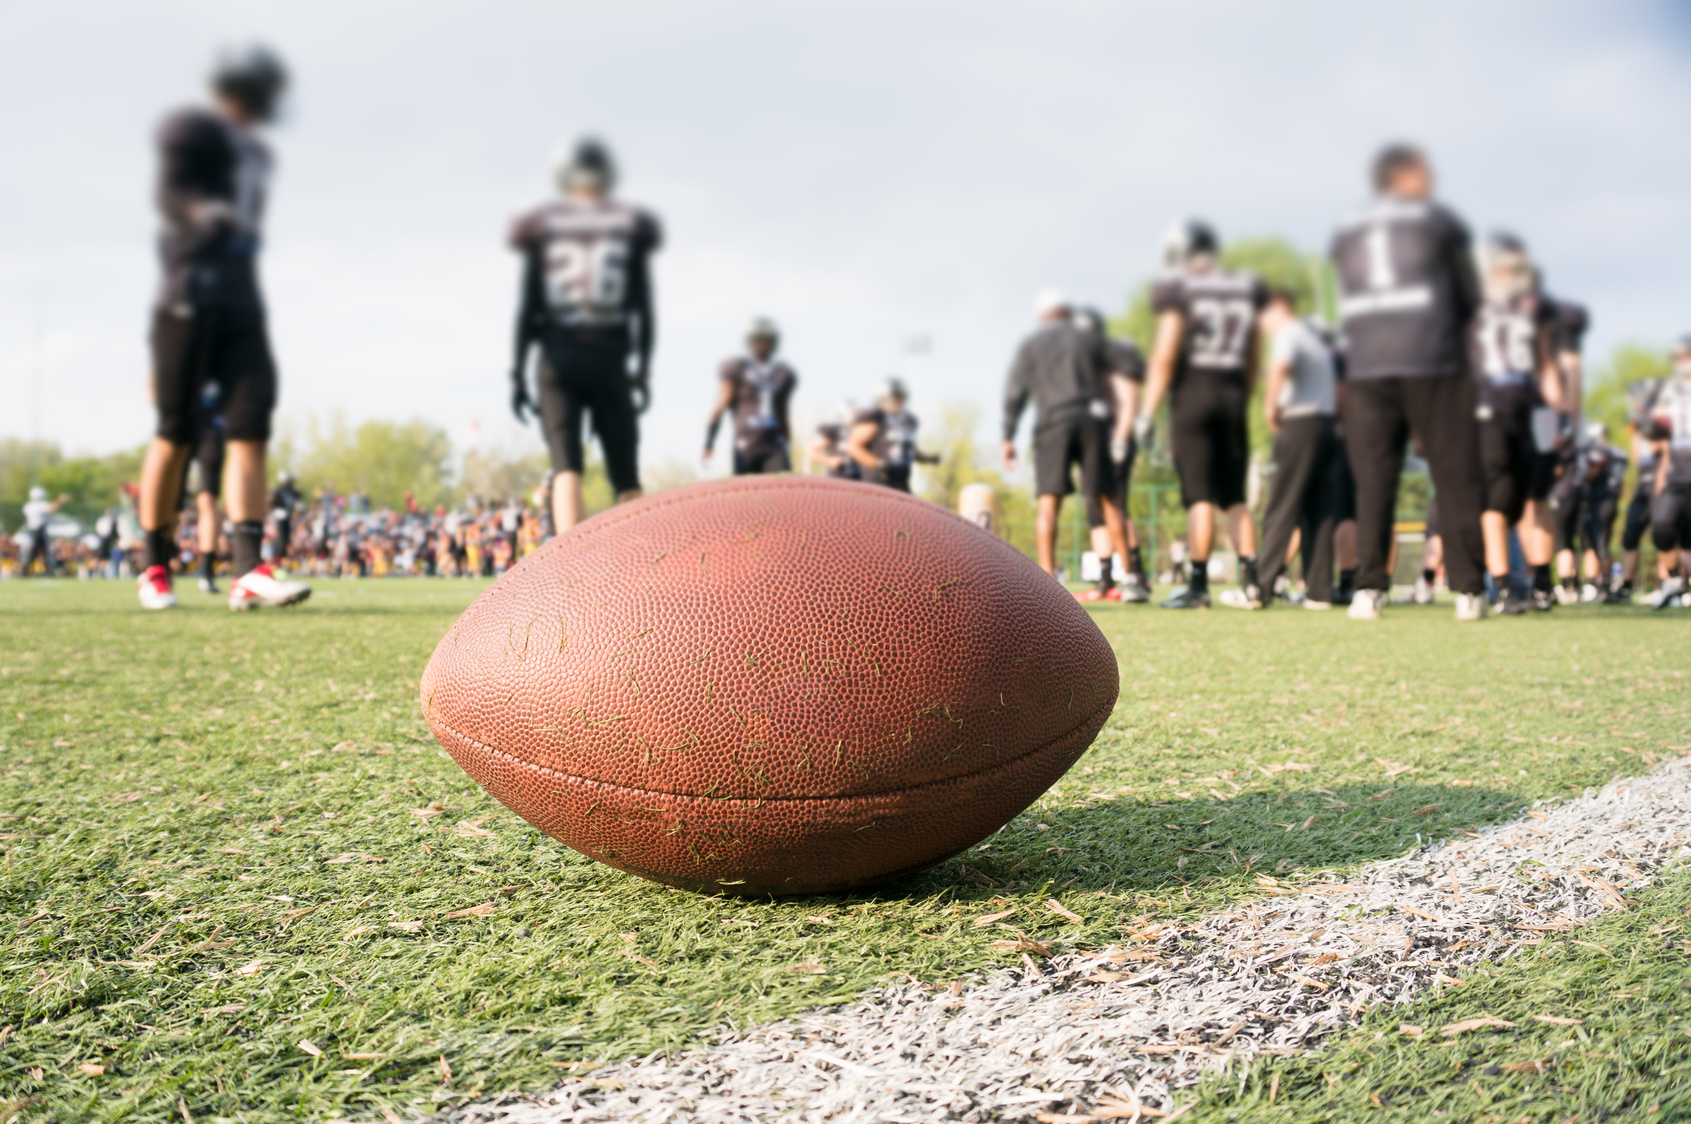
[419,475,1119,894]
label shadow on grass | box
[887,779,1531,903]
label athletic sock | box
[199,551,216,580]
[1532,564,1553,594]
[1189,565,1209,596]
[145,528,175,571]
[1421,568,1435,585]
[1338,568,1356,592]
[1127,546,1145,581]
[1562,576,1579,593]
[1240,555,1259,593]
[232,522,264,578]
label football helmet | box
[877,377,908,405]
[1480,231,1536,303]
[1162,219,1219,270]
[1071,306,1106,336]
[746,316,779,343]
[556,137,617,195]
[211,43,288,122]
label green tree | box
[1585,343,1670,446]
[0,438,145,529]
[280,414,455,511]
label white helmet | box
[877,377,908,403]
[29,486,47,502]
[1033,288,1069,317]
[746,316,779,341]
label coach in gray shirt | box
[1224,288,1340,609]
[1003,290,1132,579]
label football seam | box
[427,689,1116,806]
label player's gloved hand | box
[631,372,651,414]
[510,376,534,424]
[1110,434,1130,466]
[1132,412,1154,447]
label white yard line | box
[436,760,1691,1124]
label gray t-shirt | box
[1269,318,1337,418]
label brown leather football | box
[420,476,1118,895]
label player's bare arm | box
[1138,309,1185,431]
[848,420,881,471]
[702,375,736,463]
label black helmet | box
[1162,219,1219,269]
[556,137,617,195]
[211,43,288,122]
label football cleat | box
[1553,584,1578,605]
[228,563,311,611]
[198,576,219,595]
[1346,589,1387,620]
[1117,576,1151,603]
[1412,576,1433,604]
[137,565,177,611]
[1493,590,1531,616]
[1579,583,1601,603]
[1453,592,1487,621]
[1160,587,1210,610]
[1648,576,1686,610]
[1530,589,1556,613]
[1073,586,1110,603]
[1218,587,1261,610]
[1303,599,1333,611]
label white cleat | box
[137,564,177,611]
[1412,576,1433,604]
[228,562,312,611]
[1347,589,1387,620]
[1453,592,1488,621]
[1218,588,1262,610]
[1648,576,1686,610]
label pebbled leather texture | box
[420,475,1119,895]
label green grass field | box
[2,579,1687,1123]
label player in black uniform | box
[809,408,860,479]
[269,469,300,566]
[136,45,309,612]
[1646,339,1691,608]
[1072,307,1149,601]
[184,381,227,593]
[509,138,660,532]
[849,378,937,492]
[1550,423,1626,601]
[1001,293,1132,583]
[703,317,796,474]
[1470,233,1567,615]
[1330,144,1488,621]
[1136,221,1265,609]
[1618,378,1666,600]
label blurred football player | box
[1471,232,1566,614]
[1071,306,1148,601]
[136,45,309,611]
[1229,288,1340,610]
[269,469,300,564]
[809,406,860,479]
[509,137,660,532]
[704,317,796,474]
[1550,422,1626,601]
[1646,338,1691,608]
[850,378,938,492]
[1136,221,1265,609]
[183,381,227,593]
[1002,293,1132,585]
[1330,145,1488,621]
[1617,377,1666,600]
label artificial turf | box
[0,579,1686,1122]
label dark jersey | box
[1548,299,1590,355]
[270,483,301,519]
[1105,337,1146,384]
[719,356,796,454]
[1470,293,1556,392]
[1002,322,1114,439]
[154,108,272,310]
[510,198,661,372]
[1577,443,1628,495]
[815,422,857,478]
[1331,197,1480,380]
[855,407,921,467]
[1150,269,1267,387]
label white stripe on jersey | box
[1337,198,1431,232]
[1339,286,1433,318]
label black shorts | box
[869,463,913,492]
[1529,450,1562,503]
[1548,471,1582,553]
[1330,434,1356,522]
[1653,483,1691,553]
[537,332,641,495]
[150,305,277,444]
[1477,382,1537,524]
[189,419,227,498]
[1033,414,1110,500]
[1085,434,1135,529]
[734,445,790,475]
[1170,375,1248,509]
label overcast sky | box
[2,0,1688,477]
